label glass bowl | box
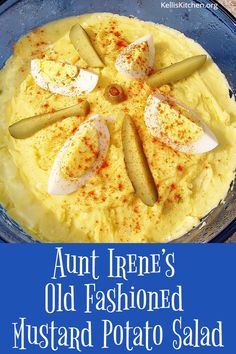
[0,0,235,243]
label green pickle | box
[122,115,158,207]
[9,101,90,139]
[147,55,207,87]
[69,23,104,68]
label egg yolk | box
[60,125,99,180]
[39,60,78,85]
[124,41,150,73]
[157,101,203,144]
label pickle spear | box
[9,101,90,139]
[122,115,158,207]
[147,55,207,87]
[69,23,104,68]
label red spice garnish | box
[101,161,109,169]
[152,137,159,143]
[88,191,98,201]
[177,164,184,172]
[71,127,77,134]
[174,194,182,202]
[137,79,144,89]
[36,41,48,47]
[82,137,99,158]
[170,183,176,191]
[118,183,124,191]
[116,40,128,48]
[114,31,121,37]
[147,67,155,76]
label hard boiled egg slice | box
[144,93,218,154]
[48,115,110,195]
[31,59,98,97]
[115,34,155,79]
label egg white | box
[144,93,218,154]
[48,115,110,195]
[31,59,99,97]
[115,34,155,79]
